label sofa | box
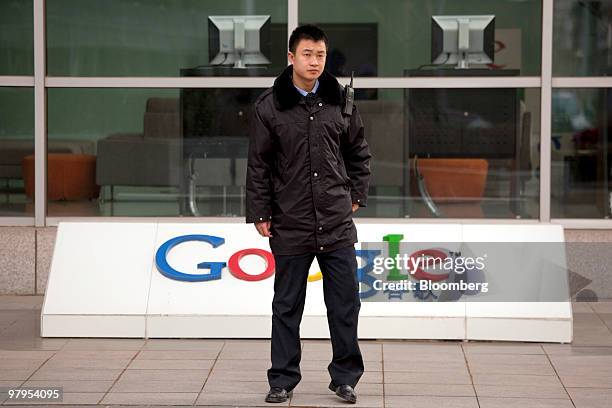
[96,96,406,192]
[96,97,235,191]
[0,138,95,182]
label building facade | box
[1,0,611,297]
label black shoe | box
[328,382,357,404]
[265,387,293,403]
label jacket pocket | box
[323,151,351,195]
[277,156,290,180]
[272,156,290,193]
[337,154,350,185]
[327,149,350,186]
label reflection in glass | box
[553,0,612,76]
[551,88,612,218]
[46,88,263,217]
[46,0,287,77]
[359,88,540,219]
[0,87,34,217]
[301,0,542,77]
[46,86,540,219]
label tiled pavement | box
[0,296,611,407]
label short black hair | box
[288,24,328,54]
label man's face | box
[288,39,327,82]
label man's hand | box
[352,203,359,213]
[255,221,273,237]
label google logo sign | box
[154,233,475,300]
[155,234,380,289]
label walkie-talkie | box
[343,71,354,116]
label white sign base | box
[41,222,572,343]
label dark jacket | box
[245,64,371,255]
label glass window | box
[0,0,34,75]
[0,87,35,217]
[553,0,612,77]
[551,88,612,218]
[46,0,288,77]
[355,88,541,219]
[300,0,542,77]
[46,87,263,217]
[47,86,539,219]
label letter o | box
[228,248,275,281]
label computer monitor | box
[208,15,271,69]
[431,15,495,69]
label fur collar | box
[273,64,343,110]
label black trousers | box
[267,244,364,391]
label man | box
[245,24,371,404]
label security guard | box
[245,24,371,404]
